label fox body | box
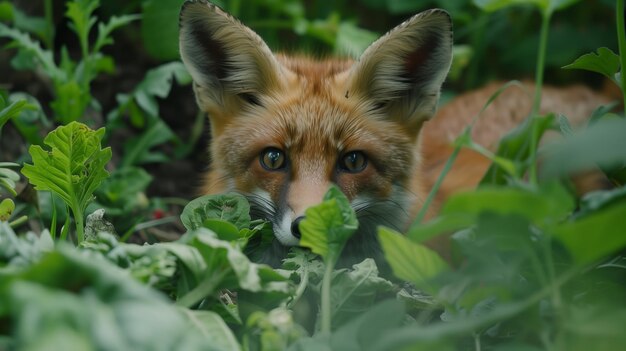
[179,1,611,263]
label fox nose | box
[291,216,305,239]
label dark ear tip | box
[179,0,218,25]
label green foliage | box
[21,122,112,243]
[0,0,139,124]
[2,0,625,350]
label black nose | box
[291,216,305,239]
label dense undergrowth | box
[1,0,626,350]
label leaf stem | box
[617,0,626,108]
[320,256,335,335]
[529,11,552,185]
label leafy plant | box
[0,0,139,124]
[21,122,112,243]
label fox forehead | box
[213,57,416,180]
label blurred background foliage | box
[3,0,616,90]
[0,0,617,234]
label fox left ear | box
[347,9,453,134]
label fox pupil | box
[260,148,286,170]
[340,151,367,173]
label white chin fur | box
[274,213,300,246]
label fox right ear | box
[179,0,283,113]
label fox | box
[178,0,612,265]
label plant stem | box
[529,11,552,185]
[617,0,626,108]
[412,144,461,226]
[44,0,54,49]
[320,257,335,335]
[75,207,84,243]
[531,12,551,116]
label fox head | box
[179,0,452,264]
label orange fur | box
[179,0,614,264]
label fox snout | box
[272,179,331,246]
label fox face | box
[179,0,452,263]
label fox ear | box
[347,9,452,132]
[179,0,283,112]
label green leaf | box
[50,80,90,124]
[540,118,626,179]
[554,202,626,265]
[93,14,141,53]
[141,0,181,61]
[0,22,63,81]
[21,122,112,242]
[65,0,98,56]
[173,229,291,307]
[120,120,175,167]
[299,185,358,264]
[0,97,38,131]
[0,198,15,221]
[378,227,448,289]
[0,162,20,197]
[181,193,252,232]
[563,47,620,83]
[182,310,242,351]
[329,259,394,328]
[481,114,556,185]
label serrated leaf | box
[563,47,620,82]
[21,122,111,242]
[0,22,63,81]
[299,186,358,265]
[93,14,141,53]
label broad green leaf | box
[563,47,620,83]
[378,227,448,288]
[174,229,290,307]
[300,186,357,264]
[1,247,227,351]
[21,122,112,242]
[182,310,242,351]
[181,193,251,232]
[554,202,626,265]
[575,187,626,219]
[442,183,574,226]
[540,118,626,179]
[329,259,394,328]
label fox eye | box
[260,147,286,171]
[339,151,367,173]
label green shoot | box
[21,122,112,243]
[299,185,358,335]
